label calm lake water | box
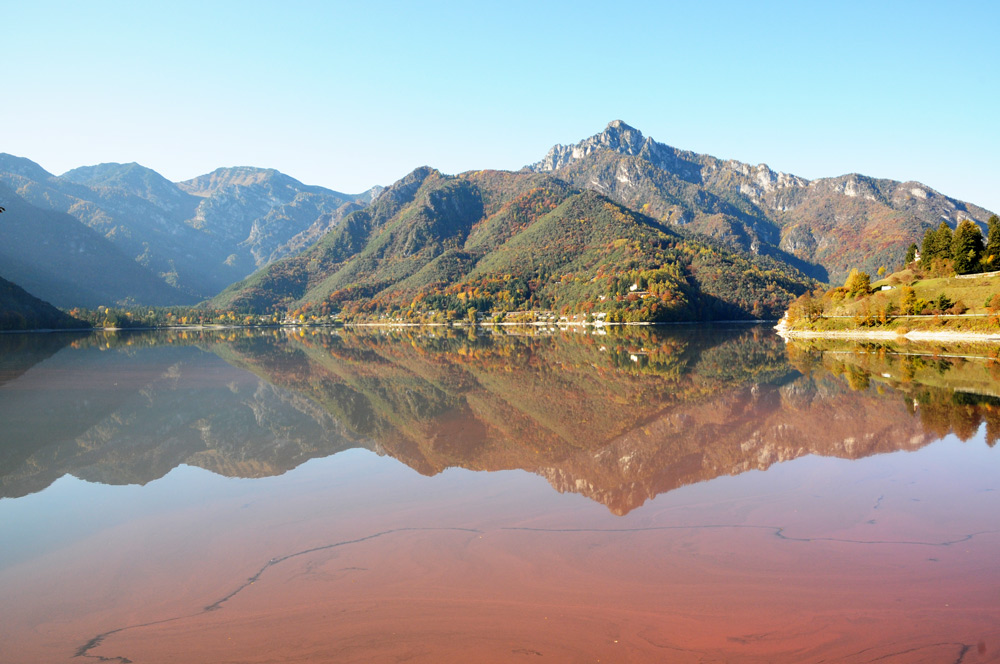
[1,326,999,663]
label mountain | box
[0,155,379,300]
[526,121,996,283]
[175,166,378,270]
[211,167,816,321]
[3,122,990,311]
[0,276,89,330]
[0,182,194,307]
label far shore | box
[3,319,778,334]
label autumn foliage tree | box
[843,269,871,297]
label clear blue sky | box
[3,0,998,211]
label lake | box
[1,326,999,663]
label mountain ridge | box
[0,155,381,301]
[1,123,995,314]
[0,275,89,330]
[525,121,995,282]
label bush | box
[935,293,954,312]
[947,301,968,315]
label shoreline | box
[774,318,1000,343]
[3,319,778,334]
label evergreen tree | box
[952,219,984,274]
[920,221,954,272]
[921,222,952,264]
[920,227,937,264]
[904,243,918,264]
[983,214,1000,271]
[933,221,954,258]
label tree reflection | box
[3,328,998,512]
[786,339,1000,447]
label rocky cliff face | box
[532,120,651,172]
[179,167,364,271]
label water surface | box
[1,327,998,663]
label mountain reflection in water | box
[2,326,998,513]
[2,326,1000,664]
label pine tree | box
[921,222,953,264]
[983,214,1000,271]
[952,219,984,274]
[920,228,937,264]
[934,221,954,258]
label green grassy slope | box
[784,266,1000,334]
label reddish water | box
[2,443,999,664]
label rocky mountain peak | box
[62,161,152,184]
[363,185,386,203]
[601,119,646,152]
[526,120,650,172]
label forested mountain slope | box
[211,167,815,321]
